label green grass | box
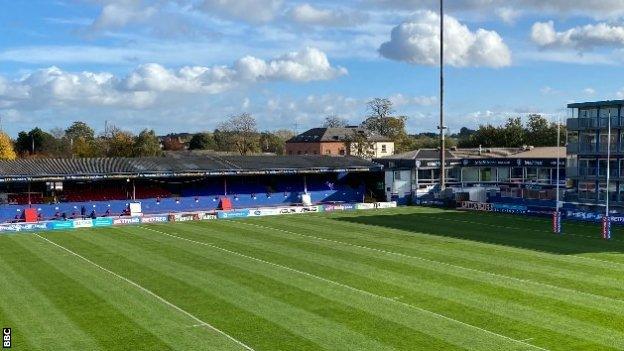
[1,207,624,350]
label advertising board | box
[217,209,250,219]
[140,216,169,224]
[113,217,141,225]
[0,222,49,233]
[92,217,114,227]
[355,203,376,210]
[73,219,94,228]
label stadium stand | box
[0,155,382,222]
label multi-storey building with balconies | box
[567,100,624,205]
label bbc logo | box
[2,328,10,349]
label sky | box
[2,0,624,137]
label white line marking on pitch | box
[231,221,624,306]
[139,226,549,351]
[34,233,254,351]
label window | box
[381,144,387,153]
[339,149,345,155]
[394,171,402,180]
[326,150,331,154]
[297,151,302,155]
[579,108,598,118]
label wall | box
[285,142,323,155]
[384,170,412,203]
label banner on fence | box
[73,219,94,228]
[356,203,376,210]
[0,222,49,232]
[491,203,528,214]
[113,217,141,225]
[460,201,493,212]
[93,217,114,227]
[140,215,169,224]
[217,209,250,219]
[49,221,74,230]
[376,202,397,209]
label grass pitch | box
[1,207,624,350]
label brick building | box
[285,127,394,158]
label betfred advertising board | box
[113,217,141,225]
[140,216,169,224]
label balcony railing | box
[568,142,620,154]
[567,117,624,130]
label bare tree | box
[323,115,348,128]
[366,98,394,120]
[217,113,260,155]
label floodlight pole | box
[604,110,612,239]
[438,0,446,191]
[556,115,561,210]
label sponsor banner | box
[324,204,346,212]
[564,210,602,222]
[342,204,356,211]
[460,201,493,212]
[0,222,49,233]
[113,217,141,226]
[172,213,200,222]
[414,199,446,207]
[140,215,169,224]
[73,219,94,228]
[356,203,376,210]
[249,208,282,217]
[217,209,250,219]
[93,217,114,227]
[201,213,217,220]
[49,221,74,230]
[376,202,397,209]
[491,203,527,214]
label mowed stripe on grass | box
[0,206,622,350]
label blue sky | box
[2,0,624,137]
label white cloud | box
[90,0,156,31]
[583,88,596,96]
[389,93,437,107]
[196,0,283,23]
[495,7,521,24]
[0,48,346,110]
[369,0,624,20]
[531,21,624,50]
[540,86,557,95]
[288,4,365,27]
[379,11,511,68]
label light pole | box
[553,114,562,234]
[603,110,612,240]
[438,0,446,191]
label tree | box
[346,129,375,158]
[465,124,501,148]
[323,115,348,128]
[133,129,162,157]
[217,113,260,155]
[501,117,525,147]
[65,121,95,141]
[0,132,16,160]
[14,128,56,156]
[105,127,135,157]
[259,132,287,155]
[525,114,565,146]
[188,133,216,150]
[63,122,99,157]
[366,98,394,120]
[361,98,412,152]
